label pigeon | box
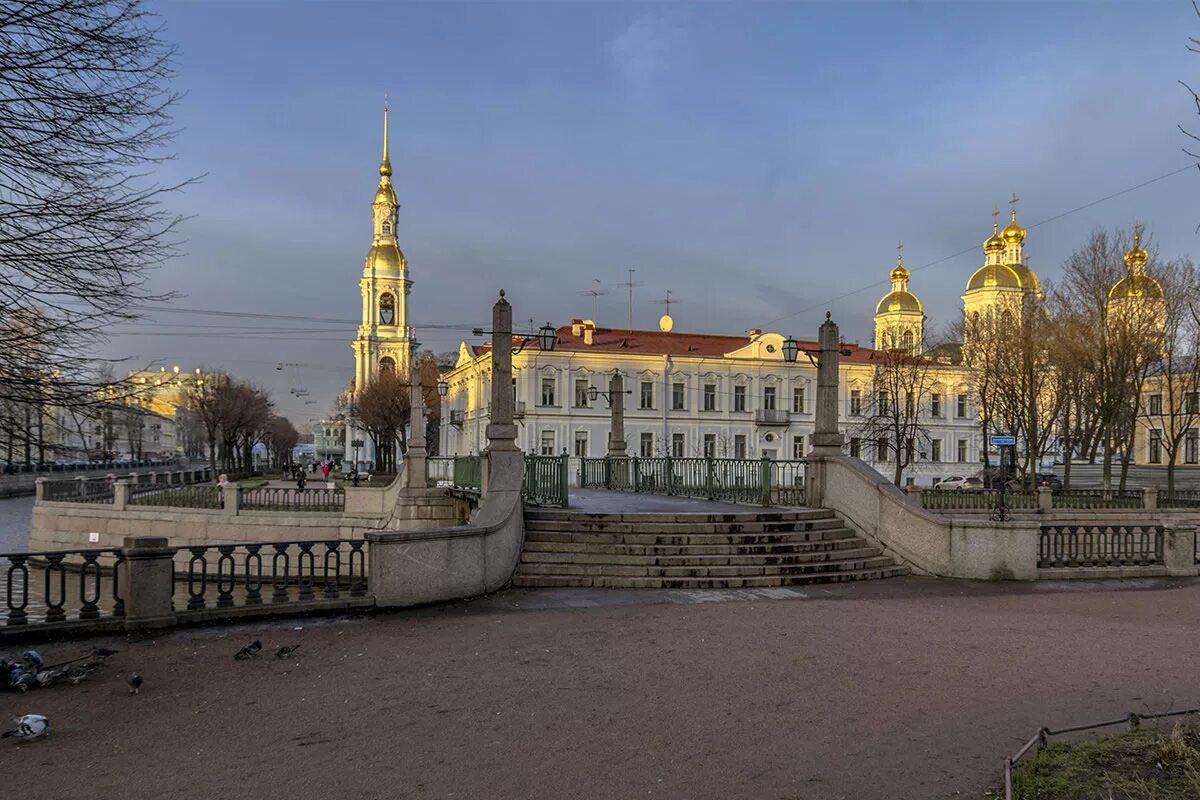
[9,669,35,693]
[234,640,262,660]
[127,673,142,695]
[91,647,119,659]
[2,714,49,740]
[274,645,301,659]
[35,669,65,689]
[21,651,44,672]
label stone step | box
[518,546,884,568]
[523,528,859,546]
[520,537,873,557]
[515,554,897,579]
[524,517,845,534]
[511,565,911,590]
[525,509,832,525]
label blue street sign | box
[990,435,1016,447]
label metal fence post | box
[559,452,569,507]
[760,455,772,506]
[705,456,715,500]
[665,454,674,495]
[632,456,641,493]
[604,456,612,490]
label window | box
[574,378,589,408]
[734,434,747,459]
[901,330,914,352]
[878,390,890,415]
[849,437,861,458]
[540,377,556,406]
[850,390,862,416]
[1149,430,1162,464]
[1149,394,1164,416]
[931,440,942,462]
[703,384,717,411]
[574,430,588,458]
[877,438,889,462]
[763,386,777,411]
[792,435,804,459]
[792,386,806,414]
[905,391,915,416]
[379,293,396,326]
[931,394,941,418]
[671,433,685,458]
[382,222,391,234]
[703,433,716,458]
[640,432,654,457]
[672,382,686,411]
[1188,430,1199,465]
[379,356,396,374]
[1188,393,1200,414]
[540,430,555,455]
[906,438,915,462]
[956,393,968,418]
[734,385,747,412]
[957,439,968,463]
[640,381,653,410]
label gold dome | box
[1008,263,1040,293]
[1001,209,1026,244]
[374,183,397,206]
[983,222,1004,254]
[1124,229,1149,273]
[1109,274,1164,302]
[966,264,1022,292]
[876,290,921,315]
[890,264,910,283]
[366,242,406,272]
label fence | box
[130,484,222,509]
[577,455,807,507]
[1037,524,1164,569]
[240,487,345,512]
[1004,708,1200,800]
[426,455,482,494]
[1,549,125,625]
[2,539,369,630]
[920,490,1037,511]
[1158,489,1200,508]
[525,454,568,507]
[1051,489,1142,510]
[41,477,115,504]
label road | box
[5,576,1199,799]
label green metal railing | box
[525,454,568,507]
[921,490,1037,511]
[1051,489,1142,510]
[426,456,482,494]
[578,455,806,507]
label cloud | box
[608,13,684,95]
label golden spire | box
[1000,192,1026,244]
[1124,221,1148,274]
[983,208,1004,253]
[890,240,909,282]
[379,96,393,178]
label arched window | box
[382,222,391,235]
[379,293,396,325]
[901,330,914,352]
[379,356,396,374]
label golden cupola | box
[875,245,924,352]
[1109,225,1163,302]
[364,101,405,275]
[1000,208,1027,244]
[983,222,1004,255]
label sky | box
[110,0,1200,425]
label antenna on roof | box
[617,268,645,330]
[653,289,682,317]
[578,279,609,321]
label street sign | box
[990,435,1016,447]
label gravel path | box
[4,577,1200,799]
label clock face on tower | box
[380,293,395,325]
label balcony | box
[754,408,790,426]
[449,409,465,428]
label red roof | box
[469,326,879,365]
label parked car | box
[933,476,984,492]
[1035,473,1063,492]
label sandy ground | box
[4,577,1200,800]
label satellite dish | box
[659,314,674,333]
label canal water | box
[0,495,34,553]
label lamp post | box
[436,379,449,456]
[350,438,364,485]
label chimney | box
[571,319,585,336]
[748,328,762,338]
[583,321,595,346]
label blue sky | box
[117,1,1200,423]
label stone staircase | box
[515,508,909,589]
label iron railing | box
[1038,524,1164,568]
[1004,708,1200,800]
[176,540,367,612]
[1051,489,1142,510]
[525,453,568,507]
[240,487,345,512]
[41,478,115,504]
[578,455,807,507]
[426,456,454,486]
[921,490,1037,511]
[2,549,124,626]
[130,484,222,509]
[427,455,482,493]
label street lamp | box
[437,379,449,397]
[471,322,558,354]
[586,381,632,408]
[781,336,799,364]
[350,438,364,485]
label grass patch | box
[1013,723,1200,799]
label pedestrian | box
[321,461,331,479]
[296,471,306,493]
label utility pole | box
[617,268,644,331]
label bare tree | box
[0,0,188,409]
[356,369,411,473]
[855,343,939,486]
[263,415,300,470]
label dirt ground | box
[4,577,1200,800]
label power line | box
[761,162,1199,328]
